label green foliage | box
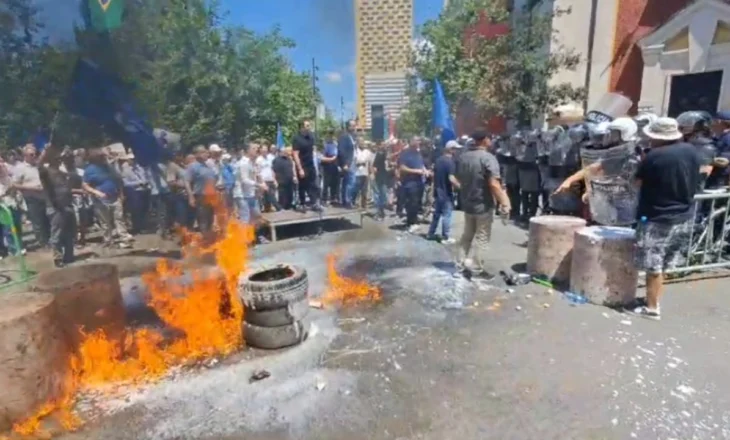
[403,0,585,131]
[0,0,319,150]
[315,110,341,143]
[396,76,432,138]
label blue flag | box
[32,128,50,152]
[66,59,167,166]
[432,79,456,146]
[276,123,285,149]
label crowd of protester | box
[1,111,728,325]
[0,118,451,268]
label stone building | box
[457,0,730,134]
[530,0,730,116]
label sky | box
[220,0,444,117]
[33,0,444,116]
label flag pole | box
[48,110,60,147]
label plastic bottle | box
[563,291,588,305]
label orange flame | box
[322,253,381,306]
[12,189,254,436]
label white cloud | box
[324,71,343,83]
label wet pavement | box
[13,213,730,440]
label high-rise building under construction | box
[354,0,413,129]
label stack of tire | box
[238,263,310,349]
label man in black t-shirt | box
[398,136,429,231]
[427,140,461,242]
[291,119,321,212]
[371,141,390,220]
[631,118,708,321]
[272,147,296,210]
[456,130,511,278]
[39,146,80,267]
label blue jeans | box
[341,169,356,206]
[167,192,188,229]
[236,197,261,224]
[428,197,454,239]
[373,180,388,215]
[349,175,369,208]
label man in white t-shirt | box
[235,143,268,224]
[13,144,51,248]
[255,144,280,211]
[349,138,373,209]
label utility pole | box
[340,96,345,129]
[311,57,319,135]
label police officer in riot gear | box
[677,111,718,188]
[503,134,521,219]
[538,127,563,213]
[542,124,583,216]
[555,118,640,225]
[710,111,730,188]
[517,130,541,221]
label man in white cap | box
[427,140,461,243]
[631,117,709,321]
[206,143,224,191]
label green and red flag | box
[86,0,124,32]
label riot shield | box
[512,133,527,161]
[503,135,520,187]
[585,93,632,124]
[545,131,581,213]
[580,142,640,226]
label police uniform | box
[711,110,730,188]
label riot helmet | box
[567,123,589,145]
[676,111,713,136]
[585,121,611,148]
[633,113,657,131]
[605,117,638,146]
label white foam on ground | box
[532,215,586,225]
[580,226,635,240]
[79,313,344,439]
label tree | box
[404,0,585,131]
[396,76,432,138]
[0,0,321,150]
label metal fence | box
[665,188,730,275]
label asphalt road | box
[17,212,730,440]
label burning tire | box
[244,298,309,327]
[243,318,310,349]
[239,264,308,311]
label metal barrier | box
[665,188,730,275]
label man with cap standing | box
[631,117,708,321]
[427,140,461,243]
[456,129,511,279]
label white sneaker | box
[407,225,419,234]
[628,305,661,321]
[442,238,456,245]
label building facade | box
[456,0,730,135]
[362,72,409,128]
[354,0,413,128]
[531,0,730,117]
